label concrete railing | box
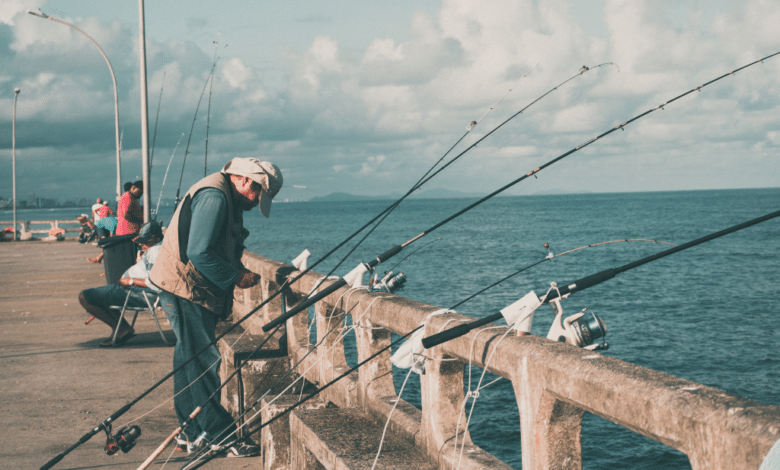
[230,252,780,470]
[0,220,82,240]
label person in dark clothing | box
[149,157,283,456]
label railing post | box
[352,293,394,411]
[20,221,31,240]
[419,322,470,466]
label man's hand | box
[235,269,260,289]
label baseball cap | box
[221,157,284,217]
[133,220,163,245]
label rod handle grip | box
[40,455,63,470]
[422,324,471,349]
[370,245,403,267]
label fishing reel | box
[546,297,608,350]
[368,271,407,294]
[103,424,141,455]
[344,262,407,294]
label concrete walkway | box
[0,241,256,470]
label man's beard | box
[236,194,259,211]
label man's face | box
[130,185,143,198]
[233,177,263,211]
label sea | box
[6,187,779,469]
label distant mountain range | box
[307,187,589,202]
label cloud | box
[1,0,779,202]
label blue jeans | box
[158,291,235,441]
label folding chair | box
[109,287,172,346]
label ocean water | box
[247,187,780,469]
[9,187,779,468]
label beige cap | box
[221,157,284,217]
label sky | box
[1,0,779,203]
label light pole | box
[12,88,20,242]
[27,9,123,201]
[138,0,151,222]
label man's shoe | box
[211,438,261,458]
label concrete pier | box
[4,241,780,470]
[0,241,254,469]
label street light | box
[27,9,123,201]
[12,88,20,242]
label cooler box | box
[98,234,137,285]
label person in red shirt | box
[117,180,144,236]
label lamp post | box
[12,88,20,242]
[138,0,151,222]
[27,9,122,201]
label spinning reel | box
[344,262,407,294]
[545,295,608,351]
[368,270,407,294]
[103,423,141,455]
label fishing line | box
[322,64,614,279]
[451,239,675,310]
[228,211,777,470]
[149,70,166,171]
[154,133,184,220]
[454,325,511,470]
[200,56,780,456]
[143,64,606,459]
[203,36,223,177]
[42,54,773,469]
[422,207,780,349]
[386,237,442,273]
[188,238,659,468]
[174,57,220,206]
[264,51,772,334]
[178,292,384,469]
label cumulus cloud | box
[1,0,779,201]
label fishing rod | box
[176,238,673,468]
[43,63,579,470]
[41,52,776,469]
[185,210,780,470]
[204,37,221,177]
[174,57,220,207]
[449,239,674,311]
[139,64,610,467]
[322,63,616,279]
[153,133,185,220]
[180,238,686,469]
[149,70,166,171]
[262,51,779,334]
[422,208,780,349]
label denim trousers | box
[158,291,235,441]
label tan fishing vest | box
[150,173,245,318]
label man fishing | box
[149,157,283,457]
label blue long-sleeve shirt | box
[186,188,244,291]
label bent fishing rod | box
[180,239,686,469]
[422,207,780,349]
[322,63,617,278]
[42,52,776,470]
[262,50,779,333]
[44,63,584,470]
[135,65,616,468]
[242,211,780,459]
[175,57,220,206]
[178,238,674,468]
